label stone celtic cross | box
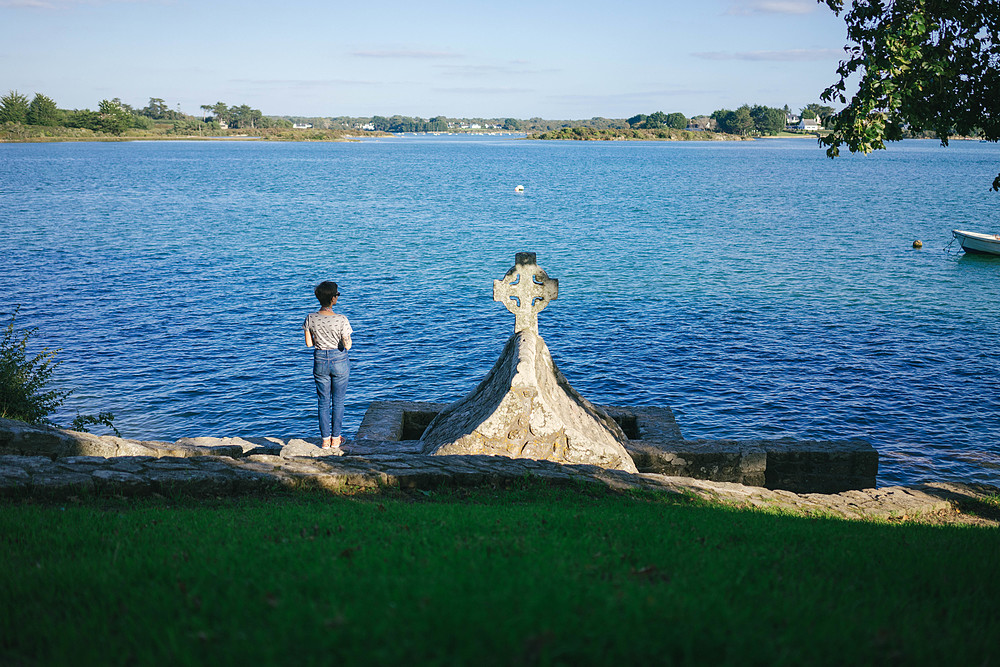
[493,252,558,333]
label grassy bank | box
[0,124,390,143]
[2,483,997,666]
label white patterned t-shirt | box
[303,311,353,350]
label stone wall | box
[356,402,878,493]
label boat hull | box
[953,229,1000,256]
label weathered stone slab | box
[0,465,30,496]
[92,469,150,495]
[625,439,766,486]
[356,401,449,442]
[604,405,683,441]
[172,437,256,458]
[145,468,232,495]
[0,455,55,471]
[232,437,285,456]
[281,439,327,458]
[30,471,95,495]
[0,419,255,460]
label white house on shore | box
[796,117,821,131]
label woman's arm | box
[341,333,352,351]
[304,328,313,347]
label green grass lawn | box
[2,483,997,666]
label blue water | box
[2,136,999,487]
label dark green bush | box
[0,308,67,424]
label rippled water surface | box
[3,136,999,486]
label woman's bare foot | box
[321,437,334,449]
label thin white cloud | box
[726,0,816,14]
[352,49,463,60]
[232,78,379,87]
[553,88,720,105]
[693,48,841,61]
[437,61,557,77]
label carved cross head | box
[493,252,559,333]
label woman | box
[303,281,353,451]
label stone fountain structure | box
[417,252,637,472]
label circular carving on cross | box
[493,252,559,333]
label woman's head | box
[315,281,340,307]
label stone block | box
[281,439,325,458]
[356,401,450,442]
[108,458,155,473]
[30,471,95,496]
[762,439,877,494]
[604,405,683,441]
[59,456,112,466]
[172,437,257,458]
[0,455,54,471]
[0,466,30,496]
[233,437,284,456]
[92,469,151,495]
[145,468,232,495]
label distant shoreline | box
[523,127,827,142]
[1,125,831,145]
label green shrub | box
[0,308,67,424]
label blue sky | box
[2,0,849,119]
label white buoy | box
[514,185,524,192]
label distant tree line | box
[0,90,297,136]
[7,91,933,143]
[711,105,785,136]
[199,102,292,130]
[626,111,688,130]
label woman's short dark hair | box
[315,281,340,307]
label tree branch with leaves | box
[820,0,1000,189]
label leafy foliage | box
[0,309,67,424]
[711,104,792,136]
[0,90,30,124]
[26,94,59,126]
[627,111,688,130]
[369,115,450,133]
[71,411,120,437]
[819,0,1000,189]
[140,97,185,121]
[749,105,787,135]
[712,106,755,135]
[97,99,133,135]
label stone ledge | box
[0,452,994,527]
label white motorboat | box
[952,229,1000,256]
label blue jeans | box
[313,348,350,439]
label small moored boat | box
[952,229,1000,256]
